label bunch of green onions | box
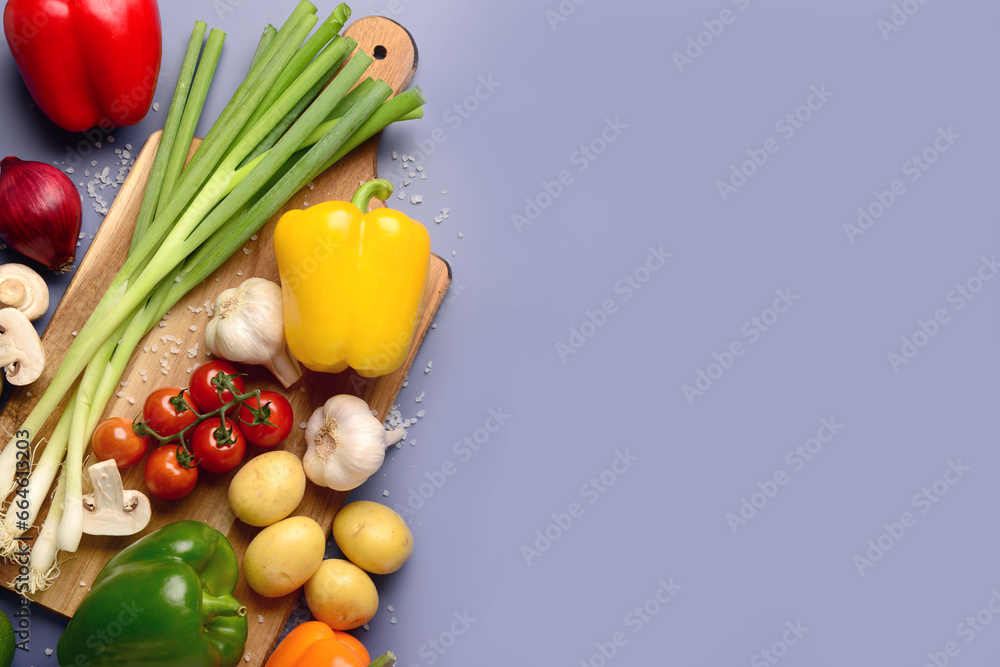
[0,1,425,590]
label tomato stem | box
[133,373,275,461]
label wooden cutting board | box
[0,16,449,665]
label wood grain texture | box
[0,16,447,666]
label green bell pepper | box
[57,520,248,667]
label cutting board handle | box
[345,16,418,95]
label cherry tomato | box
[91,417,149,469]
[145,445,198,500]
[189,361,245,413]
[143,387,200,439]
[238,391,293,448]
[191,417,247,474]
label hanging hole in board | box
[373,45,387,60]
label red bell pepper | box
[3,0,162,132]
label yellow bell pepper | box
[273,179,431,378]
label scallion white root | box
[27,470,66,594]
[0,400,73,559]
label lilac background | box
[1,0,999,665]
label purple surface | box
[0,0,998,664]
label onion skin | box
[0,156,82,273]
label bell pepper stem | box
[351,179,394,213]
[201,592,247,624]
[368,652,397,667]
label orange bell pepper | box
[265,621,368,667]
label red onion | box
[0,156,82,273]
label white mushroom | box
[0,308,44,385]
[0,264,48,321]
[80,460,151,536]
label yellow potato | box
[305,559,379,630]
[243,516,325,597]
[332,500,414,575]
[228,451,306,527]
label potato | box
[332,500,414,575]
[243,516,325,597]
[305,559,379,630]
[228,450,305,527]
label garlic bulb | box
[303,395,406,491]
[205,278,303,387]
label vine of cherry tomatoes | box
[90,360,294,500]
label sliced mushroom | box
[0,308,44,385]
[0,264,48,321]
[81,460,151,536]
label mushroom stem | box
[0,343,19,370]
[80,460,151,536]
[0,308,45,385]
[0,279,28,310]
